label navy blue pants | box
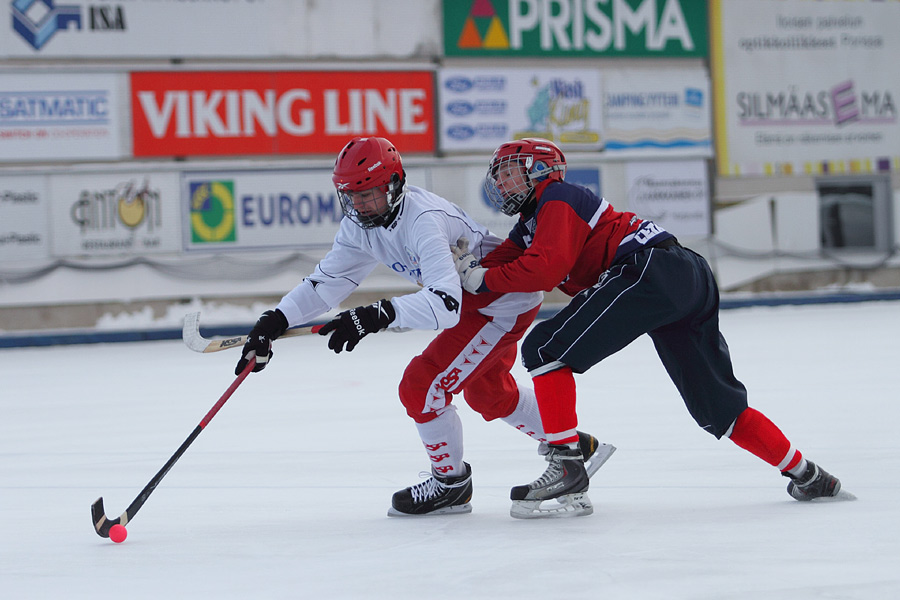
[521,244,748,439]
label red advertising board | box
[131,71,435,157]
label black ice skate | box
[540,431,616,478]
[388,462,473,517]
[783,461,845,501]
[510,444,592,519]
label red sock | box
[532,367,578,446]
[728,407,802,471]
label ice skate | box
[510,445,592,519]
[540,431,616,478]
[784,461,853,501]
[388,462,473,516]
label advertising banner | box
[439,68,603,152]
[3,0,436,59]
[5,0,287,58]
[132,71,436,158]
[48,172,182,257]
[0,175,50,262]
[625,160,709,237]
[0,73,123,162]
[443,0,708,58]
[713,0,900,176]
[604,69,712,157]
[182,167,426,252]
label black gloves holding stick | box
[236,300,396,374]
[317,299,396,354]
[234,309,288,375]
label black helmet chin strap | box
[379,171,406,229]
[518,188,538,216]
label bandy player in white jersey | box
[234,137,615,517]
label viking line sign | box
[131,71,436,157]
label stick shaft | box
[92,358,255,536]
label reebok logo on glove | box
[350,309,366,335]
[318,299,396,354]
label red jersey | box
[482,180,672,297]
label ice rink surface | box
[2,301,899,599]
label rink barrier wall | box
[2,290,900,350]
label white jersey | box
[275,185,542,331]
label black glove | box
[235,309,289,375]
[317,299,396,354]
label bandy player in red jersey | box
[234,137,615,517]
[452,138,847,518]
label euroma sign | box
[443,0,707,58]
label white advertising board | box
[48,172,182,257]
[625,160,710,238]
[439,68,603,152]
[713,0,900,176]
[0,73,123,162]
[3,0,435,59]
[182,168,426,252]
[0,175,50,262]
[604,69,712,158]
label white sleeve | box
[275,227,379,327]
[389,215,464,331]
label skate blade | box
[811,489,857,502]
[585,444,617,478]
[510,493,593,519]
[387,503,472,517]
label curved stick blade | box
[91,497,122,538]
[182,312,212,353]
[183,311,322,354]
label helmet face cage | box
[336,175,406,229]
[484,152,535,216]
[332,137,406,229]
[483,139,566,216]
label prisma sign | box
[443,0,707,57]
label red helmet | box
[332,137,406,229]
[483,138,567,215]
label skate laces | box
[797,463,820,488]
[528,450,566,488]
[409,471,469,504]
[533,460,565,488]
[409,473,443,504]
[529,447,579,489]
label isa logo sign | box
[189,180,236,244]
[11,0,82,51]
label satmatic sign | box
[443,0,707,58]
[0,73,123,162]
[130,71,436,158]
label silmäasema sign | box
[713,0,900,176]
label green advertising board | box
[443,0,708,58]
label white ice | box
[2,301,899,599]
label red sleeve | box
[481,237,525,268]
[484,200,589,293]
